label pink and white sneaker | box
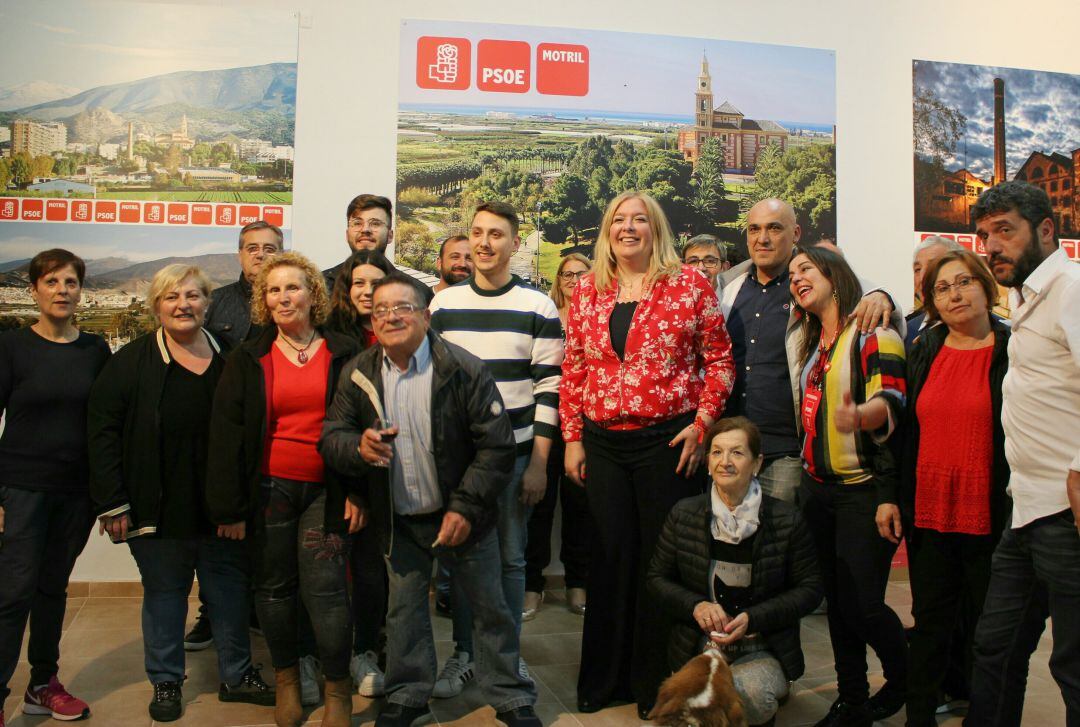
[23,676,90,720]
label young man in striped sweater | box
[429,201,563,696]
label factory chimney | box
[993,78,1006,185]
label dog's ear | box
[650,654,711,724]
[711,657,749,727]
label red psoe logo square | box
[417,36,471,90]
[144,203,164,224]
[119,202,141,223]
[94,202,116,223]
[238,205,260,225]
[0,198,17,220]
[262,206,284,227]
[21,199,43,221]
[191,204,213,225]
[476,40,530,93]
[167,204,189,224]
[536,44,589,96]
[46,200,68,221]
[70,200,92,222]
[216,205,236,226]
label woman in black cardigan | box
[647,417,822,726]
[206,251,363,727]
[878,249,1011,727]
[89,264,272,722]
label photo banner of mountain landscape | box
[0,0,297,340]
[396,19,835,288]
[913,59,1080,258]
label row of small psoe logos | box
[417,36,589,96]
[918,231,1080,261]
[0,198,287,228]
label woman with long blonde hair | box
[559,191,735,716]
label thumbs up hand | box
[834,391,862,434]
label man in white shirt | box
[967,180,1080,727]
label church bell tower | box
[695,52,713,131]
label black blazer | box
[88,328,224,536]
[646,493,823,681]
[885,319,1011,538]
[318,330,516,555]
[205,325,361,534]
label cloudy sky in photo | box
[914,59,1080,181]
[0,1,297,91]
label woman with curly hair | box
[207,251,364,727]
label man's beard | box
[990,230,1046,288]
[442,268,470,284]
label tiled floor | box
[4,578,1066,725]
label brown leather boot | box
[273,666,303,727]
[322,678,354,727]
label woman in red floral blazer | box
[560,190,735,717]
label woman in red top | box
[883,249,1011,727]
[560,190,735,717]
[207,252,363,727]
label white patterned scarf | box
[710,477,762,544]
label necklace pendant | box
[297,350,308,364]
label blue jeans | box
[757,455,802,504]
[967,510,1080,727]
[450,454,530,656]
[128,536,253,685]
[251,478,351,679]
[384,513,536,710]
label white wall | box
[70,0,1080,580]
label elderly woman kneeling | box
[647,417,822,725]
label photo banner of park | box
[913,59,1080,259]
[397,19,836,288]
[0,0,298,323]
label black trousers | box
[799,473,907,705]
[905,527,994,725]
[524,437,591,592]
[0,488,93,702]
[577,414,703,710]
[350,515,388,654]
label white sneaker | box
[350,650,386,697]
[298,654,321,706]
[432,651,474,698]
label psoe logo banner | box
[537,43,589,96]
[477,39,530,93]
[417,36,471,90]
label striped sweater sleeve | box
[531,294,564,441]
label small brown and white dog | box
[648,650,748,727]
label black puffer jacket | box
[318,330,515,556]
[205,325,361,534]
[646,493,823,681]
[883,319,1012,538]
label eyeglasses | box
[932,275,976,300]
[686,256,722,268]
[242,244,279,256]
[348,218,387,231]
[372,302,421,320]
[558,270,588,281]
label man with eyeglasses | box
[682,234,729,295]
[319,272,541,727]
[323,194,395,291]
[202,221,284,352]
